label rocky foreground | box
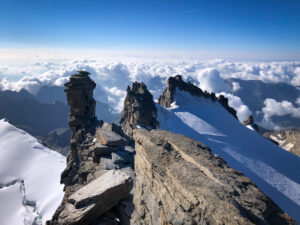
[132,129,294,225]
[48,71,295,225]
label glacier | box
[0,119,66,225]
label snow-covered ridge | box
[0,119,66,225]
[157,89,300,223]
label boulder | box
[92,143,120,157]
[96,129,127,147]
[58,170,133,225]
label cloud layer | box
[261,98,300,130]
[1,58,299,128]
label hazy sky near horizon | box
[0,0,300,58]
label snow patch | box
[157,89,300,223]
[0,119,66,224]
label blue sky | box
[0,0,300,55]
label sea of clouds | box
[1,56,300,129]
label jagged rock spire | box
[120,81,158,136]
[64,70,97,135]
[61,71,100,186]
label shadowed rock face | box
[61,71,101,187]
[120,82,158,136]
[159,75,238,119]
[65,71,97,135]
[131,129,295,225]
[243,115,259,132]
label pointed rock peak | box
[159,75,238,119]
[120,81,158,136]
[243,115,259,131]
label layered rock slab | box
[57,170,133,225]
[132,129,295,225]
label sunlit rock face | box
[131,129,295,225]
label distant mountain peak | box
[159,75,238,119]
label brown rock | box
[131,129,295,225]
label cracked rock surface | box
[131,129,295,225]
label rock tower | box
[120,82,158,136]
[61,71,100,187]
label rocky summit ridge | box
[48,72,295,225]
[159,75,238,119]
[131,129,294,225]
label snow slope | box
[157,90,300,223]
[0,119,66,225]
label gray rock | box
[112,151,133,165]
[97,129,127,147]
[69,170,132,208]
[57,170,133,225]
[122,145,135,154]
[119,82,158,136]
[104,159,117,170]
[93,143,120,156]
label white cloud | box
[0,57,299,116]
[232,81,241,92]
[296,97,300,106]
[292,67,300,86]
[260,98,300,130]
[262,99,300,118]
[195,68,231,93]
[217,92,252,122]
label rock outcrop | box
[131,129,295,225]
[61,70,100,187]
[48,71,135,225]
[158,75,238,119]
[263,129,300,157]
[243,115,259,132]
[120,82,158,136]
[55,170,133,225]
